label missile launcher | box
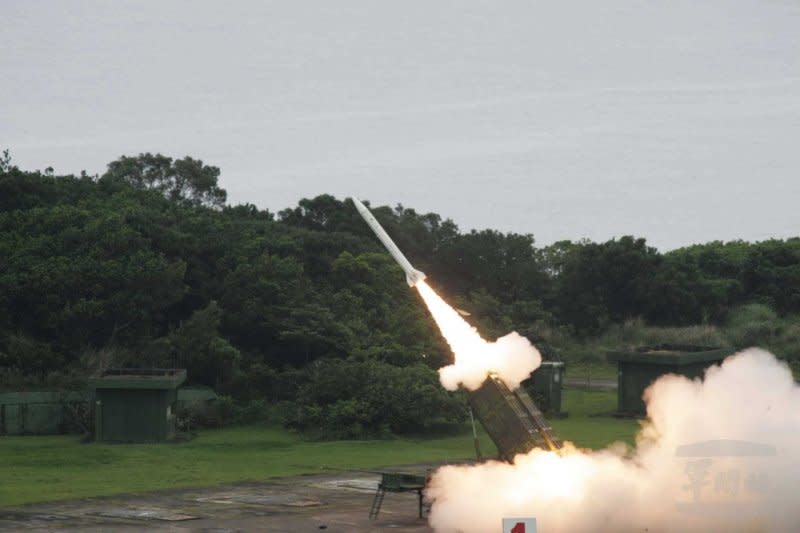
[468,373,562,461]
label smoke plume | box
[415,280,541,390]
[427,348,800,532]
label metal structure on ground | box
[468,373,562,461]
[607,345,733,415]
[89,368,186,443]
[0,391,87,435]
[524,361,566,416]
[369,471,429,520]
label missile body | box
[353,198,426,287]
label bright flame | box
[414,280,541,390]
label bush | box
[721,305,800,369]
[724,304,782,349]
[177,400,227,430]
[233,399,273,424]
[285,358,466,439]
[725,303,778,326]
[178,396,297,430]
[559,319,730,373]
[595,318,727,351]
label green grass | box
[564,362,618,381]
[551,389,639,450]
[0,427,489,507]
[0,389,638,507]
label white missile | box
[353,198,427,287]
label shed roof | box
[606,346,734,366]
[88,368,187,390]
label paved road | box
[563,377,617,390]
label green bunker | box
[89,368,186,443]
[607,345,733,416]
[524,361,565,416]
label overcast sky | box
[3,0,799,249]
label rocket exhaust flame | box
[415,280,541,391]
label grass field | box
[563,362,618,381]
[0,389,639,507]
[552,389,639,450]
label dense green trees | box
[0,196,186,352]
[102,153,227,208]
[2,152,800,436]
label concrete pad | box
[0,470,435,532]
[195,491,322,507]
[310,477,380,493]
[87,507,200,521]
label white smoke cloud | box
[427,348,800,532]
[438,331,542,391]
[415,281,541,390]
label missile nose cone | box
[353,197,425,289]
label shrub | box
[177,400,226,430]
[725,303,779,327]
[286,358,465,439]
[723,304,782,349]
[604,318,727,350]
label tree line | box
[2,152,799,435]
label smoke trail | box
[415,280,541,390]
[427,348,800,532]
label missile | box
[352,198,427,287]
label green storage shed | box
[523,361,565,416]
[89,368,186,443]
[607,345,733,416]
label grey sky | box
[3,0,799,249]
